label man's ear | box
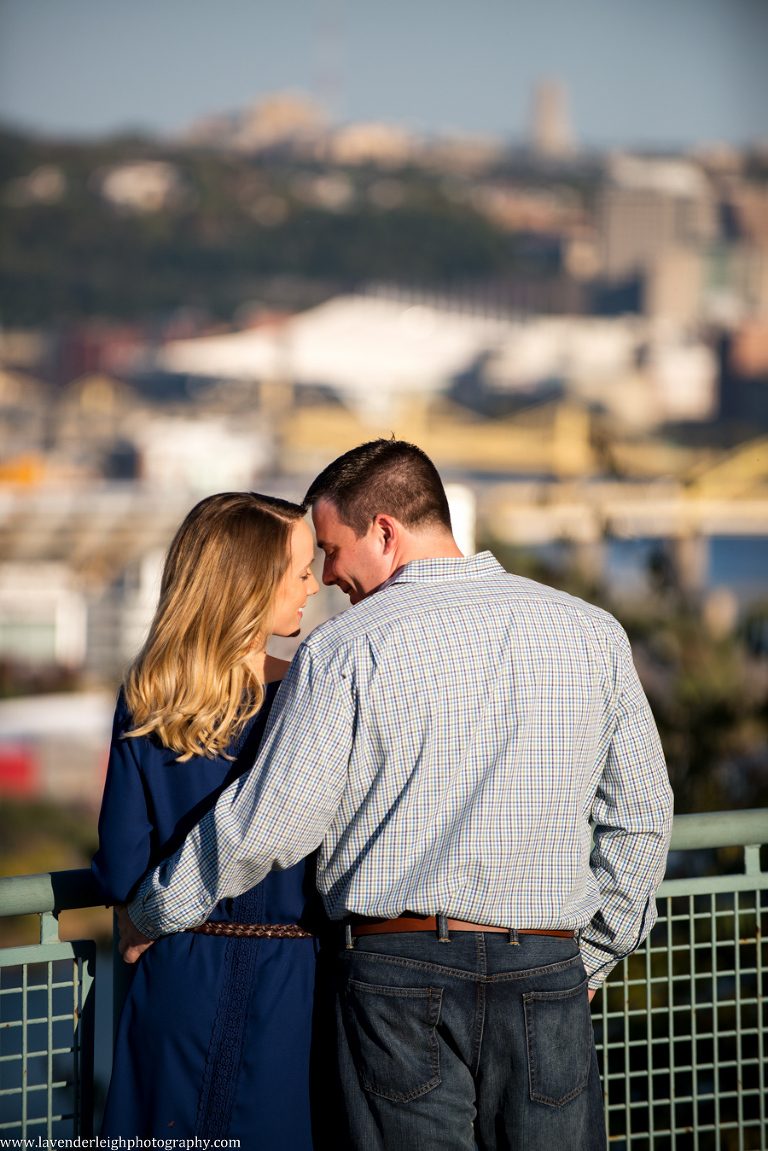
[373,514,398,554]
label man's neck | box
[372,533,463,596]
[392,532,464,569]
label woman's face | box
[271,519,320,637]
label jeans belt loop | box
[436,914,450,943]
[344,922,355,950]
[508,927,520,946]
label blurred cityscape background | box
[1,0,768,943]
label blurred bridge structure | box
[0,432,763,676]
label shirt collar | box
[384,551,504,588]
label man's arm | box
[580,634,673,990]
[125,644,354,947]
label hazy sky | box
[0,0,766,149]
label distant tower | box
[314,0,344,121]
[530,79,576,159]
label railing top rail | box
[0,868,102,918]
[668,808,768,851]
[0,809,766,919]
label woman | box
[92,492,321,1145]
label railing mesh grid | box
[0,945,95,1138]
[0,821,766,1145]
[593,887,768,1151]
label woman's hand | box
[115,904,155,963]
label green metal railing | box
[0,811,767,1147]
[593,810,768,1151]
[0,871,99,1138]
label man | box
[122,439,673,1150]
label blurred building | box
[718,325,768,429]
[157,293,513,423]
[183,91,328,155]
[423,133,503,174]
[131,416,272,492]
[234,92,328,153]
[730,183,768,252]
[0,564,86,669]
[56,375,143,477]
[0,369,49,464]
[471,185,584,235]
[329,122,414,167]
[53,323,145,385]
[98,162,184,213]
[644,247,707,324]
[4,165,66,207]
[292,172,355,212]
[155,292,720,432]
[0,330,49,373]
[599,155,716,274]
[179,90,503,172]
[708,183,768,322]
[598,155,717,320]
[529,79,577,160]
[480,315,716,426]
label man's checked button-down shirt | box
[129,551,673,987]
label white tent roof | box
[159,295,511,417]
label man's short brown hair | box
[304,439,452,538]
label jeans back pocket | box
[342,978,443,1102]
[523,977,592,1107]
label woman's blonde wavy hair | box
[123,491,305,761]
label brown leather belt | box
[186,921,314,939]
[351,914,574,939]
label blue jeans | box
[336,930,606,1151]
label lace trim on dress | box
[194,882,263,1136]
[194,693,276,1136]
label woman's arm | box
[91,696,154,906]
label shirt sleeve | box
[580,631,674,988]
[127,643,354,938]
[91,696,154,905]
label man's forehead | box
[311,498,348,544]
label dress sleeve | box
[91,695,154,905]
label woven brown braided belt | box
[186,921,314,939]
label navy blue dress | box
[92,683,322,1146]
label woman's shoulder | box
[110,677,281,768]
[112,685,133,736]
[110,687,174,765]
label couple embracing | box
[93,438,672,1150]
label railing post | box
[744,844,762,875]
[78,951,96,1137]
[39,910,59,945]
